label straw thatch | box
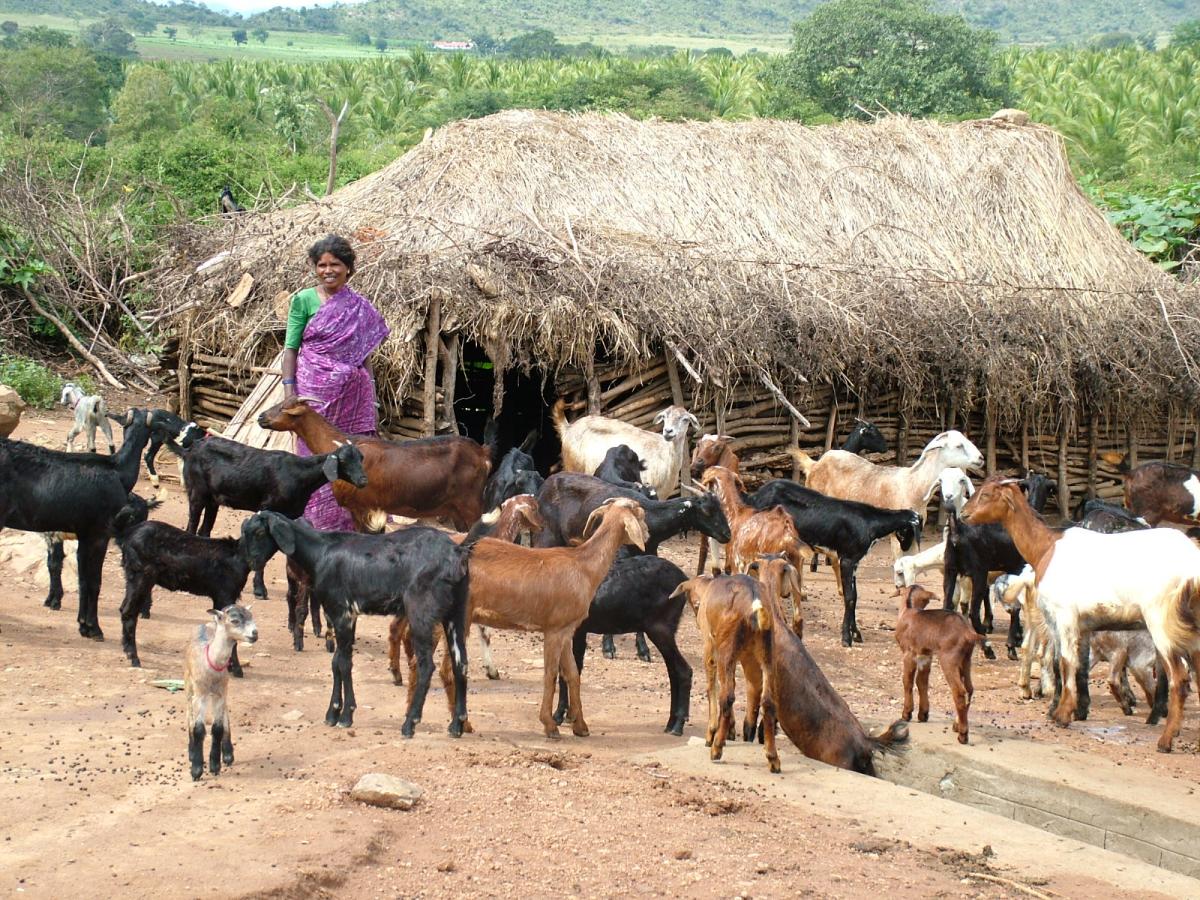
[158,109,1200,425]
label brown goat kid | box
[257,398,491,531]
[894,584,985,744]
[691,435,739,574]
[458,498,648,738]
[673,571,780,773]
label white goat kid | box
[61,382,115,454]
[553,399,699,498]
[184,604,258,781]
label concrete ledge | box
[874,722,1200,879]
[640,734,1200,898]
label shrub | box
[0,354,62,408]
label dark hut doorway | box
[453,340,560,473]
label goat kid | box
[894,584,984,744]
[61,383,115,454]
[184,604,258,781]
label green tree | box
[506,28,566,59]
[471,32,500,55]
[1,21,17,37]
[773,0,1011,120]
[349,30,371,46]
[110,66,180,140]
[127,10,158,36]
[164,26,177,41]
[251,27,268,44]
[232,28,247,46]
[375,37,388,53]
[80,17,137,58]
[0,46,108,139]
[1172,19,1200,47]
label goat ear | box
[322,453,340,483]
[624,513,647,551]
[264,514,296,555]
[581,506,605,540]
[207,608,223,621]
[653,409,666,425]
[683,412,700,431]
[786,565,804,600]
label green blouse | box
[284,287,322,350]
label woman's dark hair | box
[307,233,355,274]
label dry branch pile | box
[155,110,1200,424]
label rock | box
[0,385,25,438]
[350,773,424,810]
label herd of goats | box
[3,384,1200,782]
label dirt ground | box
[2,405,1199,899]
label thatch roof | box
[159,109,1200,424]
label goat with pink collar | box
[183,605,258,781]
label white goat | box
[939,467,974,515]
[61,382,114,454]
[990,567,1052,700]
[963,477,1200,752]
[552,398,698,498]
[184,604,258,781]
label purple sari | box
[295,284,389,531]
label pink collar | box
[205,642,228,673]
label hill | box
[0,0,1196,47]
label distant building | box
[432,40,474,51]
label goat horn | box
[292,395,321,405]
[680,483,704,495]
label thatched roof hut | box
[158,109,1200,509]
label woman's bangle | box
[282,378,297,385]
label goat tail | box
[1163,576,1200,652]
[750,596,773,634]
[787,448,815,477]
[551,397,569,437]
[871,719,910,754]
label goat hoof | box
[325,639,335,654]
[543,727,562,740]
[841,636,852,648]
[140,609,151,620]
[637,651,652,663]
[447,721,464,738]
[917,712,929,723]
[1156,741,1173,754]
[958,733,969,745]
[665,721,684,737]
[485,667,500,680]
[324,710,340,727]
[401,721,416,738]
[741,724,755,743]
[571,721,589,737]
[982,645,996,660]
[602,648,616,660]
[222,749,234,766]
[128,657,141,668]
[390,670,403,687]
[44,598,61,610]
[1007,648,1018,661]
[191,765,203,781]
[769,758,782,774]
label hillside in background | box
[0,0,1197,46]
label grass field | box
[0,12,787,60]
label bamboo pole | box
[1058,416,1071,519]
[1087,412,1098,499]
[421,297,441,437]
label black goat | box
[142,409,191,488]
[593,444,656,498]
[746,479,920,648]
[842,419,889,455]
[942,472,1055,660]
[113,498,258,675]
[535,472,731,661]
[551,555,691,734]
[2,409,153,639]
[1073,497,1148,534]
[482,436,543,513]
[241,511,471,735]
[219,185,244,214]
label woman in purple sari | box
[282,234,389,531]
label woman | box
[282,234,389,531]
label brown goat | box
[257,398,491,531]
[894,584,984,744]
[1123,461,1200,527]
[691,436,739,574]
[437,497,647,739]
[386,494,545,700]
[672,571,780,773]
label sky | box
[206,0,366,13]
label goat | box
[241,511,472,735]
[793,430,983,544]
[894,584,984,744]
[534,471,730,660]
[1123,460,1200,528]
[961,475,1200,752]
[447,498,649,738]
[674,569,780,771]
[218,185,244,215]
[258,397,490,531]
[990,567,1052,700]
[1074,497,1150,534]
[549,556,692,735]
[593,443,656,497]
[113,497,258,675]
[674,560,909,775]
[698,466,810,631]
[842,419,889,455]
[939,467,974,514]
[690,434,741,580]
[942,472,1055,659]
[4,409,153,638]
[141,409,191,490]
[481,432,543,513]
[745,478,920,646]
[553,398,698,499]
[61,383,115,454]
[386,493,546,688]
[184,604,257,781]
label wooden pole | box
[315,98,350,196]
[789,414,801,481]
[439,333,459,435]
[1193,421,1200,470]
[663,350,691,489]
[1166,405,1177,462]
[585,355,601,415]
[1058,415,1071,520]
[178,308,197,419]
[896,396,910,466]
[1126,426,1139,471]
[1020,419,1029,473]
[421,296,441,437]
[1087,412,1098,499]
[823,390,838,453]
[985,404,997,476]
